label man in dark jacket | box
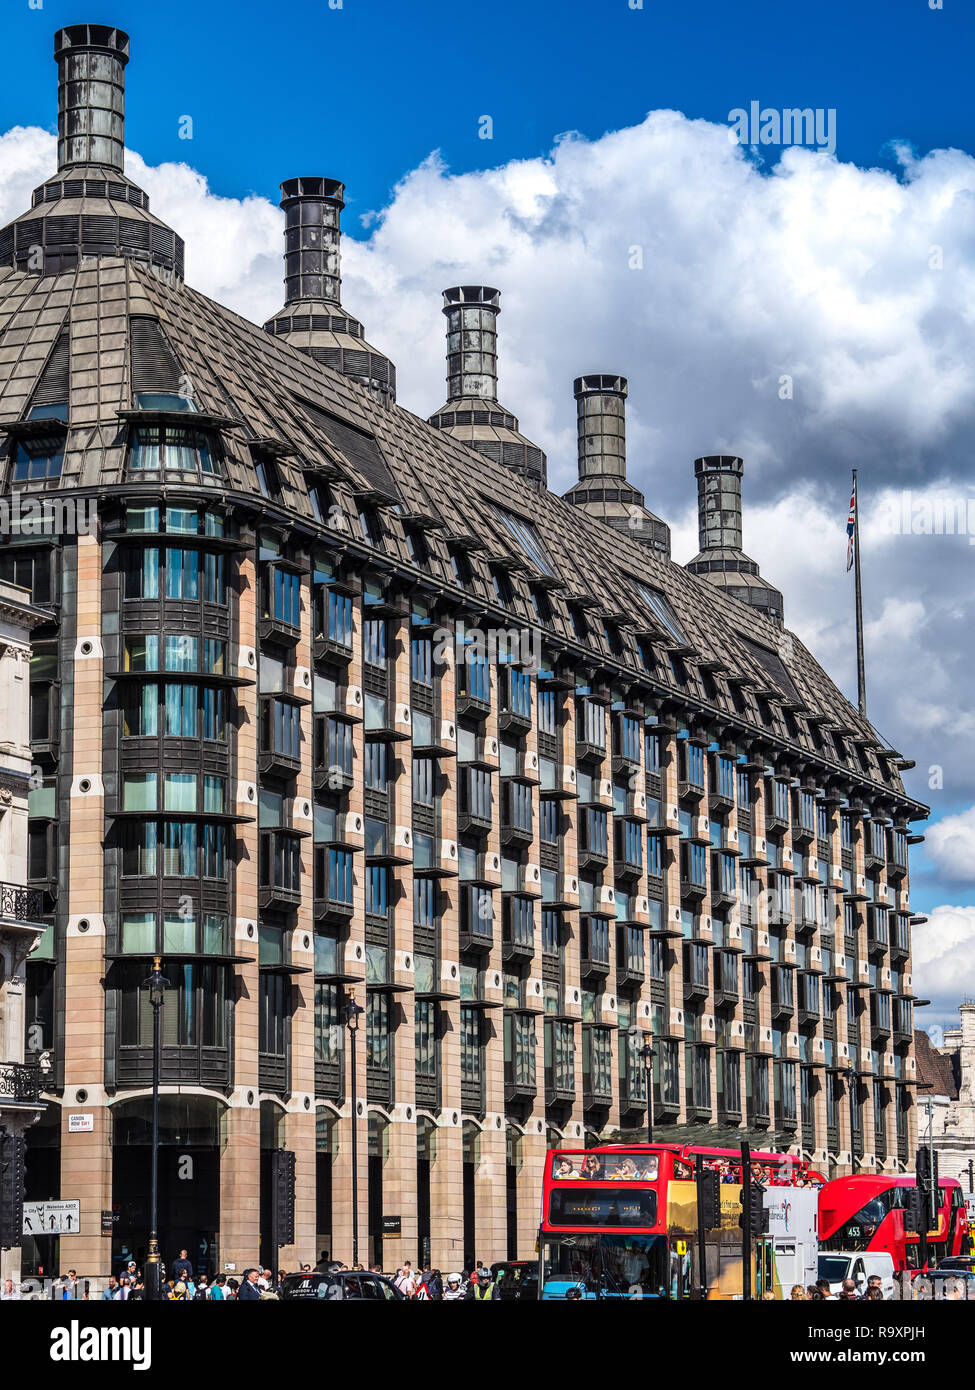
[426,1268,443,1300]
[238,1268,262,1300]
[171,1249,193,1283]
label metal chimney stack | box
[443,285,500,401]
[694,454,744,552]
[428,285,546,488]
[263,177,396,405]
[575,373,628,480]
[685,454,783,622]
[55,24,129,172]
[563,373,671,561]
[279,176,345,308]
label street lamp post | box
[847,1059,858,1176]
[144,956,169,1301]
[344,992,365,1267]
[641,1033,656,1145]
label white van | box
[818,1251,895,1299]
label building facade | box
[0,580,47,1280]
[915,1006,975,1193]
[0,24,923,1278]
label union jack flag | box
[846,476,856,572]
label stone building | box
[915,1005,975,1192]
[0,23,924,1277]
[0,579,48,1280]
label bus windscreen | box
[549,1188,658,1228]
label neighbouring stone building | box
[915,1005,975,1193]
[0,579,48,1280]
[0,23,924,1278]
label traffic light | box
[903,1186,926,1234]
[737,1184,769,1238]
[916,1146,939,1228]
[699,1170,723,1230]
[271,1148,296,1248]
[0,1128,26,1251]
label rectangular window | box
[410,635,433,685]
[363,619,387,668]
[412,756,434,805]
[367,992,390,1071]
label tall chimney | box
[263,177,396,405]
[280,176,344,307]
[428,286,546,488]
[575,373,627,480]
[442,285,499,401]
[55,24,129,172]
[563,373,671,561]
[685,454,783,622]
[694,454,744,552]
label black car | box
[490,1261,538,1302]
[279,1271,406,1301]
[936,1256,975,1273]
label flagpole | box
[853,468,866,717]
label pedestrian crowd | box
[765,1277,888,1300]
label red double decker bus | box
[818,1174,969,1271]
[539,1142,824,1299]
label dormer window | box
[255,455,281,500]
[491,567,513,607]
[450,548,472,586]
[358,506,382,546]
[27,402,69,423]
[135,392,195,412]
[568,604,588,641]
[405,527,429,568]
[13,434,64,482]
[129,424,219,475]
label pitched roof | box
[914,1028,959,1100]
[0,253,923,813]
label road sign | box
[67,1114,93,1133]
[22,1200,81,1235]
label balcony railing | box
[0,1060,41,1102]
[0,882,45,922]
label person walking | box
[101,1276,120,1301]
[393,1260,417,1298]
[237,1268,262,1300]
[193,1276,210,1300]
[861,1275,884,1299]
[169,1281,188,1301]
[209,1274,227,1301]
[171,1249,193,1283]
[814,1279,832,1299]
[1,1278,22,1300]
[790,1284,807,1300]
[838,1278,859,1300]
[443,1273,465,1301]
[128,1275,146,1301]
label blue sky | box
[4,0,975,226]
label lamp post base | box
[145,1239,162,1301]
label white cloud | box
[911,905,975,1031]
[925,807,975,882]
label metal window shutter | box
[129,316,183,394]
[32,332,71,408]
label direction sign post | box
[22,1199,81,1236]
